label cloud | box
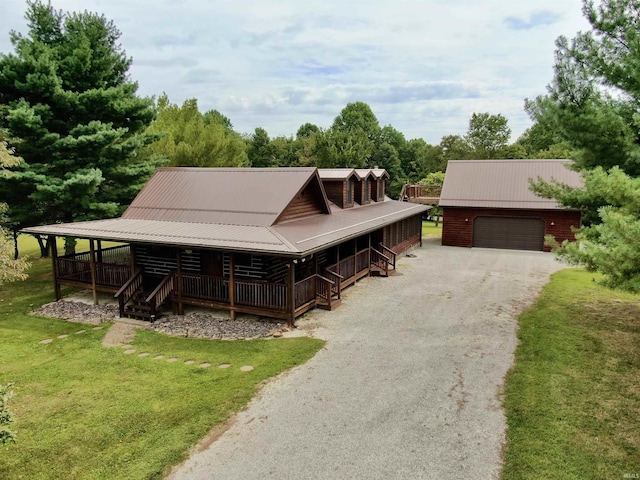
[504,10,561,30]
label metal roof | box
[22,166,427,257]
[122,167,322,226]
[439,159,583,209]
[318,168,357,180]
[354,169,375,180]
[23,199,428,257]
[370,168,390,179]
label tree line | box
[1,0,639,292]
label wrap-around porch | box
[49,236,398,327]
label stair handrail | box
[378,243,397,269]
[145,272,175,306]
[114,269,143,318]
[370,248,390,275]
[324,269,343,299]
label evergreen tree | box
[0,1,160,255]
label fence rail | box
[235,279,288,311]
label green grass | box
[503,269,640,479]
[0,242,324,479]
[422,220,442,237]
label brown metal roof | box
[318,168,357,180]
[273,199,428,254]
[354,169,375,180]
[23,166,426,256]
[122,167,322,226]
[23,199,428,257]
[439,159,583,209]
[370,168,390,179]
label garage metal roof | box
[439,159,583,209]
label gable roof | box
[354,169,375,180]
[318,168,358,181]
[439,159,583,210]
[370,168,390,179]
[122,167,329,227]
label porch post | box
[176,249,184,315]
[229,252,236,321]
[287,260,295,328]
[129,244,136,275]
[89,239,98,305]
[368,234,372,276]
[96,240,103,263]
[50,235,61,301]
[353,240,357,279]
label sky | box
[0,0,591,144]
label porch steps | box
[123,293,154,321]
[317,297,342,311]
[370,265,388,277]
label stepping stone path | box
[38,322,258,373]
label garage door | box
[472,216,545,251]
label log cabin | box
[24,167,428,326]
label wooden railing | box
[326,248,370,284]
[295,275,317,309]
[378,244,397,270]
[181,272,228,303]
[400,184,442,201]
[371,248,391,276]
[294,274,337,310]
[235,279,288,311]
[60,244,130,264]
[145,272,175,319]
[324,270,343,299]
[57,258,131,288]
[114,270,143,317]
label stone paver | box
[167,358,179,363]
[218,364,231,369]
[39,339,53,344]
[123,349,136,355]
[199,363,211,368]
[239,366,254,372]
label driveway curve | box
[168,238,566,480]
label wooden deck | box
[55,244,397,326]
[400,184,441,206]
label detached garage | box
[440,160,583,252]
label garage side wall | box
[442,207,581,251]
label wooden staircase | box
[124,293,154,321]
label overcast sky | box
[1,0,590,144]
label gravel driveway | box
[167,238,566,480]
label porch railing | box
[181,272,229,303]
[370,248,391,275]
[57,258,131,289]
[60,244,130,264]
[235,279,288,311]
[378,243,397,270]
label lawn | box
[422,220,442,237]
[0,236,324,479]
[502,269,640,479]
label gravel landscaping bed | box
[32,300,287,339]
